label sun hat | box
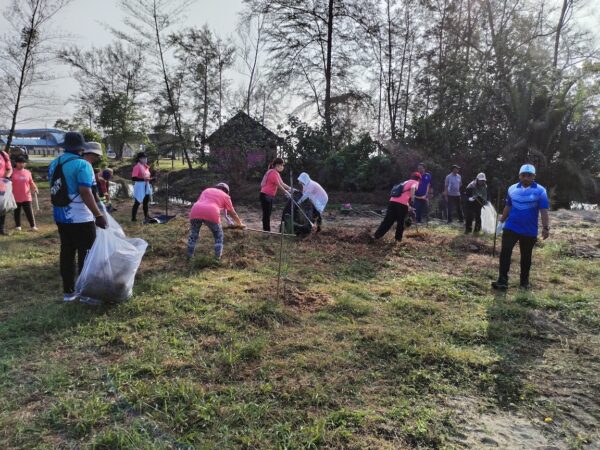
[476,172,486,181]
[215,182,230,194]
[519,164,536,175]
[83,142,103,157]
[61,132,89,153]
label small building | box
[205,111,283,178]
[0,128,65,156]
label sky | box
[0,0,599,129]
[0,0,246,128]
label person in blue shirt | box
[48,132,107,303]
[492,164,550,290]
[414,162,432,223]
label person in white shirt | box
[297,172,328,232]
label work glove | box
[496,221,504,235]
[95,215,108,229]
[468,196,475,202]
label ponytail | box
[269,157,284,169]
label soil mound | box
[284,287,332,312]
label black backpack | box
[50,156,79,207]
[390,182,407,198]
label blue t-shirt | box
[48,153,95,224]
[415,172,432,196]
[504,182,549,237]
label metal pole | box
[492,188,501,257]
[165,171,169,216]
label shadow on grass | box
[485,291,559,407]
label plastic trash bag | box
[481,202,497,235]
[0,179,17,214]
[76,213,147,303]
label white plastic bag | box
[0,179,17,214]
[76,213,148,303]
[481,202,497,234]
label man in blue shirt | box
[444,164,463,223]
[414,162,432,223]
[49,132,107,302]
[492,164,550,290]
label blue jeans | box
[187,219,224,259]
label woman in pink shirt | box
[187,183,245,260]
[260,157,291,231]
[374,172,421,242]
[0,149,14,235]
[131,152,153,222]
[11,155,38,231]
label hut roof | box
[206,111,282,146]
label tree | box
[60,42,148,159]
[0,0,71,152]
[170,26,235,157]
[112,0,197,171]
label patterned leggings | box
[187,219,224,259]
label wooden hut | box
[205,111,282,179]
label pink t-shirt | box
[0,151,12,179]
[189,188,234,224]
[390,179,419,206]
[260,169,282,197]
[132,162,151,179]
[12,168,37,203]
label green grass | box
[1,194,599,448]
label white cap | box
[519,164,536,175]
[83,142,103,157]
[476,172,486,181]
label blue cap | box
[519,164,536,175]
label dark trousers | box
[14,201,35,228]
[447,195,463,222]
[57,222,96,294]
[465,202,483,232]
[374,202,408,241]
[498,228,537,285]
[314,210,322,231]
[0,213,5,233]
[414,198,428,223]
[132,195,150,220]
[260,193,274,231]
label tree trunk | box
[4,0,41,153]
[152,0,193,171]
[324,0,334,150]
[553,0,570,68]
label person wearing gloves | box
[48,132,107,302]
[259,157,292,231]
[464,172,488,234]
[187,183,245,260]
[492,164,550,290]
[297,172,328,232]
[11,155,38,231]
[374,172,421,242]
[0,147,13,235]
[131,152,152,222]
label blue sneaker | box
[80,296,103,306]
[63,293,78,302]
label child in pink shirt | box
[11,156,38,231]
[187,183,245,260]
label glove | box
[95,215,108,229]
[496,221,504,235]
[469,196,475,202]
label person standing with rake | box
[464,172,488,234]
